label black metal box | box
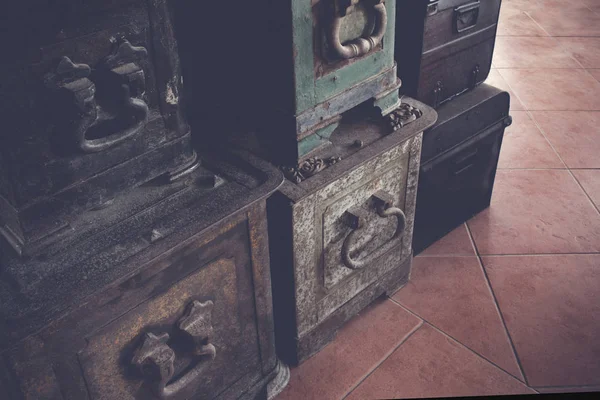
[396,0,502,108]
[0,1,198,257]
[413,84,511,255]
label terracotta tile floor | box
[276,1,600,398]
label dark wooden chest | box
[0,151,287,400]
[413,84,511,255]
[178,0,406,168]
[0,1,198,258]
[396,0,502,108]
[267,98,437,365]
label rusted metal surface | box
[0,151,284,399]
[268,97,436,365]
[0,0,198,257]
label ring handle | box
[341,190,406,270]
[132,300,216,399]
[48,39,150,154]
[329,0,388,60]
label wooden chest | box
[0,151,288,400]
[0,1,197,257]
[413,84,511,255]
[178,0,405,168]
[396,0,502,108]
[267,98,437,365]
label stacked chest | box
[268,99,436,364]
[181,0,405,167]
[413,84,511,254]
[0,1,196,257]
[0,152,286,400]
[396,0,502,108]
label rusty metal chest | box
[0,151,288,400]
[179,0,403,168]
[0,1,198,257]
[267,98,437,364]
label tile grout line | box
[525,110,568,168]
[493,68,529,111]
[568,169,600,215]
[340,319,425,400]
[388,296,529,385]
[523,10,553,38]
[526,110,600,215]
[464,223,531,387]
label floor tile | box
[417,224,475,257]
[531,111,600,168]
[499,69,600,111]
[556,38,600,69]
[501,0,542,13]
[497,7,548,37]
[572,170,600,208]
[468,169,600,255]
[484,69,525,111]
[393,257,523,380]
[482,255,600,387]
[588,69,600,83]
[275,299,422,400]
[498,111,564,169]
[583,0,600,12]
[493,37,580,69]
[533,0,593,12]
[345,324,534,400]
[537,386,600,394]
[528,6,600,36]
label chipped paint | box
[165,81,179,105]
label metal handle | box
[470,64,481,89]
[132,300,216,399]
[329,0,387,60]
[341,190,406,270]
[454,1,480,33]
[77,83,149,153]
[49,39,149,154]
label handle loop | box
[341,190,406,270]
[329,0,387,60]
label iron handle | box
[341,190,406,270]
[132,300,216,399]
[76,82,149,153]
[427,1,439,16]
[454,1,480,33]
[329,0,387,60]
[49,39,150,154]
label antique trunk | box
[0,150,287,400]
[395,0,502,108]
[413,84,511,255]
[267,98,437,365]
[0,1,198,257]
[179,0,405,168]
